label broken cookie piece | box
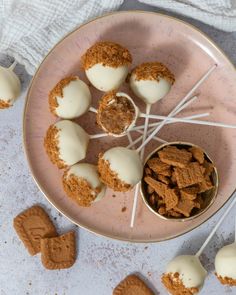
[158,146,192,168]
[189,146,205,164]
[174,198,196,217]
[144,176,168,198]
[165,188,179,211]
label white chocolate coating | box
[130,73,171,104]
[66,163,106,201]
[55,120,89,166]
[103,147,143,185]
[0,66,21,105]
[166,255,207,290]
[85,63,128,92]
[215,243,236,280]
[55,78,91,119]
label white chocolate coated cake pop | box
[49,76,91,119]
[63,163,106,207]
[130,62,175,104]
[0,63,21,109]
[98,147,143,192]
[44,120,89,169]
[162,255,207,294]
[215,243,236,286]
[82,41,132,92]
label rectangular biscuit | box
[147,157,171,176]
[13,205,57,255]
[113,274,154,295]
[158,146,192,168]
[174,162,205,188]
[41,231,76,270]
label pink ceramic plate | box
[24,11,236,242]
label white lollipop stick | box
[89,106,97,113]
[195,196,236,258]
[137,64,217,152]
[131,95,198,132]
[136,130,168,144]
[90,133,109,139]
[127,113,209,148]
[127,132,134,148]
[130,104,151,228]
[130,112,208,133]
[139,116,236,129]
[130,183,140,227]
[140,104,151,158]
[8,60,17,71]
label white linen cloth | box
[0,0,235,75]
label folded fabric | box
[140,0,236,32]
[0,0,235,75]
[0,0,122,74]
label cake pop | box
[162,255,207,294]
[215,243,236,286]
[44,120,89,168]
[49,76,91,119]
[0,61,21,109]
[63,163,106,207]
[82,41,132,92]
[98,147,143,192]
[215,213,236,287]
[130,62,175,104]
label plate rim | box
[23,10,236,243]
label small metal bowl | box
[140,142,219,222]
